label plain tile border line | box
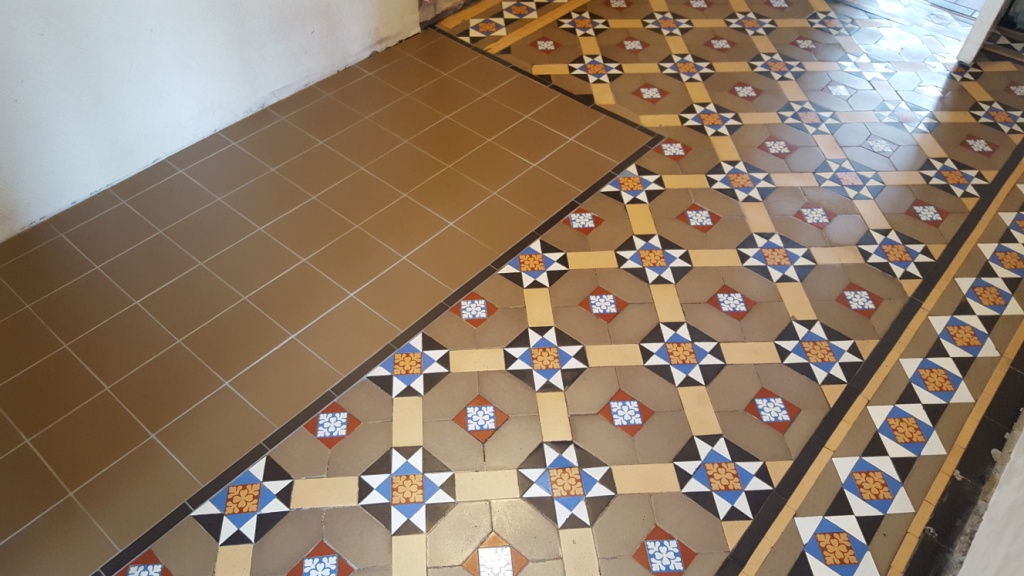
[718,135,1024,575]
[92,106,662,576]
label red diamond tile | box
[709,285,756,320]
[606,0,633,9]
[744,388,800,433]
[464,533,530,575]
[837,283,883,317]
[304,402,361,448]
[619,37,649,52]
[730,82,762,101]
[598,390,653,436]
[634,83,667,102]
[795,203,835,230]
[116,551,173,576]
[563,208,604,235]
[450,292,498,327]
[679,203,720,232]
[960,134,998,157]
[688,0,713,9]
[705,35,734,52]
[758,136,796,158]
[791,36,817,51]
[453,395,509,442]
[657,138,693,159]
[633,527,697,572]
[287,542,354,576]
[906,200,947,227]
[580,287,628,322]
[530,37,560,53]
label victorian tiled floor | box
[3,0,1024,574]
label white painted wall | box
[0,0,420,241]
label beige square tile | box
[220,108,280,142]
[498,169,579,219]
[411,75,483,115]
[166,133,232,170]
[375,55,445,92]
[408,169,490,222]
[450,96,523,139]
[333,75,405,116]
[108,161,177,200]
[538,142,616,189]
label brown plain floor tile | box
[183,301,288,380]
[237,119,318,167]
[0,282,20,320]
[76,439,198,548]
[165,201,256,261]
[109,161,177,200]
[250,263,348,333]
[0,499,115,575]
[537,142,616,189]
[0,310,62,384]
[127,173,216,229]
[487,74,557,115]
[277,145,358,194]
[141,266,240,338]
[334,75,405,116]
[453,142,531,192]
[448,56,517,93]
[408,227,498,289]
[31,270,132,342]
[0,223,59,268]
[366,143,446,192]
[318,170,401,225]
[185,145,268,196]
[356,260,450,327]
[232,340,339,425]
[575,116,652,160]
[101,235,197,300]
[370,97,445,139]
[65,204,157,265]
[325,120,403,166]
[493,118,568,164]
[450,96,523,139]
[0,445,67,541]
[361,197,447,253]
[206,232,299,295]
[375,55,444,92]
[410,35,474,72]
[408,169,490,222]
[0,237,93,303]
[287,96,361,140]
[455,195,539,253]
[157,387,274,483]
[264,199,354,257]
[220,108,280,141]
[410,119,487,165]
[69,305,175,384]
[308,228,401,292]
[166,133,232,170]
[0,416,21,457]
[298,298,399,374]
[411,75,483,116]
[530,97,603,137]
[223,172,310,227]
[498,169,579,220]
[46,190,121,233]
[111,344,223,432]
[31,392,148,489]
[268,86,327,117]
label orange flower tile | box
[705,462,743,491]
[881,244,912,262]
[531,347,562,370]
[887,416,926,444]
[801,341,837,363]
[918,368,955,392]
[852,470,893,500]
[225,483,261,515]
[639,249,668,267]
[816,532,859,566]
[391,474,425,504]
[548,467,585,497]
[761,247,791,266]
[393,352,423,375]
[946,324,982,347]
[518,253,546,272]
[666,342,697,364]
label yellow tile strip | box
[608,19,643,28]
[627,204,658,235]
[290,477,359,508]
[853,199,892,230]
[649,0,670,10]
[803,61,841,72]
[538,391,573,441]
[741,153,1024,575]
[690,249,743,267]
[450,349,505,372]
[721,342,780,364]
[622,63,662,74]
[663,174,709,188]
[835,111,878,123]
[775,18,812,27]
[728,0,750,10]
[715,61,753,72]
[811,246,867,265]
[439,0,502,29]
[933,110,976,123]
[486,0,591,53]
[665,36,689,54]
[592,84,615,106]
[586,344,644,367]
[578,37,600,54]
[215,544,253,576]
[567,251,617,269]
[612,463,681,493]
[772,173,818,187]
[393,397,423,447]
[692,19,727,28]
[979,60,1018,72]
[889,318,1024,574]
[686,82,712,104]
[561,528,601,576]
[913,133,946,157]
[393,534,426,576]
[960,81,993,102]
[813,134,844,159]
[524,288,555,326]
[533,64,569,76]
[679,387,721,435]
[651,284,686,321]
[808,0,830,9]
[712,136,741,161]
[455,470,521,501]
[779,81,808,101]
[741,203,775,233]
[777,283,816,320]
[640,114,683,127]
[879,171,926,185]
[724,520,753,549]
[752,36,776,53]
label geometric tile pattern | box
[463,533,529,576]
[616,235,692,284]
[454,395,509,442]
[304,402,361,448]
[518,442,616,528]
[640,322,725,386]
[738,233,816,283]
[115,551,173,576]
[814,159,885,200]
[286,542,354,576]
[856,229,935,280]
[599,389,653,436]
[706,161,775,202]
[191,457,292,545]
[357,447,456,535]
[919,158,988,198]
[673,435,774,520]
[601,164,665,204]
[367,333,450,398]
[795,516,877,576]
[775,321,863,385]
[504,327,588,391]
[499,240,570,288]
[745,387,800,433]
[633,527,697,573]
